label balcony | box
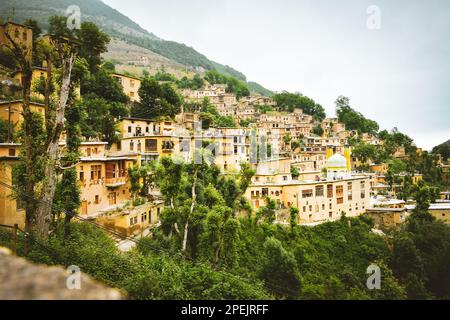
[105,177,126,187]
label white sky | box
[102,0,450,150]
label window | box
[130,141,134,151]
[137,141,142,152]
[361,181,366,199]
[16,198,25,211]
[302,189,313,198]
[162,140,174,150]
[315,185,324,197]
[90,165,102,181]
[145,139,157,152]
[128,126,132,133]
[347,182,353,201]
[327,185,333,198]
[94,195,99,204]
[8,149,15,157]
[336,185,344,197]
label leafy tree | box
[76,22,110,72]
[78,94,128,145]
[432,140,450,161]
[273,92,326,120]
[352,142,378,164]
[260,237,301,298]
[81,68,129,103]
[290,207,299,232]
[256,197,277,224]
[312,124,324,137]
[131,77,181,119]
[335,96,379,135]
[0,119,14,142]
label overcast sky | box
[103,0,450,150]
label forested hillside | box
[0,0,272,94]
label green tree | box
[76,22,110,72]
[260,237,301,298]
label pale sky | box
[102,0,450,150]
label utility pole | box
[12,224,18,256]
[7,101,11,142]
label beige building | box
[96,200,164,237]
[365,208,409,228]
[246,152,371,224]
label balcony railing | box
[105,177,126,187]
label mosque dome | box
[327,153,347,169]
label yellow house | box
[0,100,45,137]
[73,142,140,218]
[0,143,24,229]
[12,66,81,101]
[0,22,33,62]
[112,73,141,102]
[95,200,164,237]
[365,207,409,228]
[113,118,181,165]
[428,203,450,225]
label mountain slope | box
[0,0,272,93]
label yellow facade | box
[0,144,24,229]
[0,101,45,138]
[75,142,139,218]
[13,67,81,101]
[0,22,33,62]
[112,73,141,102]
[246,175,371,223]
[95,201,164,237]
[365,208,408,228]
[429,206,450,225]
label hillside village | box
[0,17,450,301]
[1,20,449,238]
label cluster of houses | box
[1,21,449,240]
